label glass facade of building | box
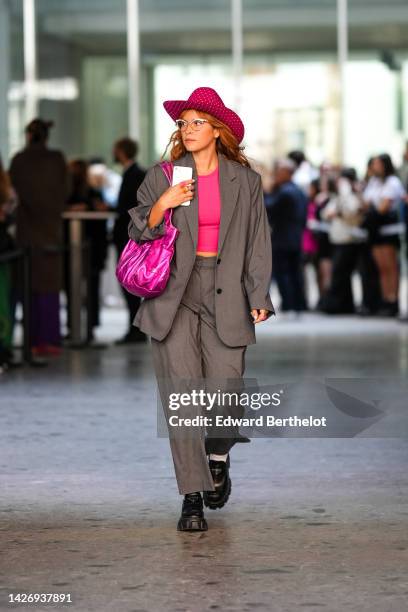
[1,0,408,174]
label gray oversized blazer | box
[127,150,275,347]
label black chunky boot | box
[377,300,399,317]
[177,492,208,531]
[203,455,231,510]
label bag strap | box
[159,161,174,224]
[159,160,173,185]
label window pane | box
[36,0,127,161]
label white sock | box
[209,453,228,462]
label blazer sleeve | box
[127,165,167,243]
[243,172,276,318]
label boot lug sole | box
[203,477,232,510]
[177,516,208,531]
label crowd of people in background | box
[0,119,148,371]
[265,148,408,319]
[1,118,408,373]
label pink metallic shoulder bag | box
[115,161,179,298]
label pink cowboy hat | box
[163,86,245,144]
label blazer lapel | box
[172,151,197,249]
[172,150,240,254]
[217,152,240,254]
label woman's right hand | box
[158,179,195,210]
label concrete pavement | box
[1,311,407,611]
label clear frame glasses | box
[174,118,210,131]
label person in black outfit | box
[265,158,308,313]
[112,138,147,343]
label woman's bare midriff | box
[196,251,218,257]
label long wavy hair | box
[161,110,251,168]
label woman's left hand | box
[251,309,269,323]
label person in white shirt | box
[362,154,406,316]
[288,150,319,196]
[398,141,408,190]
[319,168,381,314]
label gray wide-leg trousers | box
[151,254,247,495]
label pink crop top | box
[196,166,221,252]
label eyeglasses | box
[174,118,210,131]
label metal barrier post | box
[69,217,84,346]
[83,239,93,344]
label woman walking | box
[127,87,275,531]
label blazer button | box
[216,258,221,264]
[216,288,222,294]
